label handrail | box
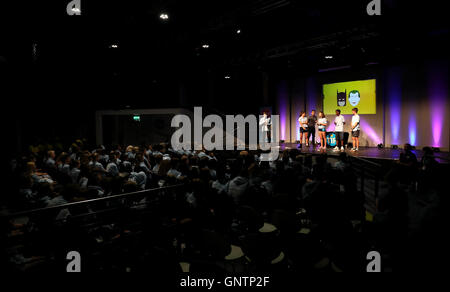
[349,155,382,169]
[348,154,383,214]
[2,184,184,219]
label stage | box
[279,143,450,164]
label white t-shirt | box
[259,116,270,131]
[298,116,308,128]
[334,115,345,132]
[318,118,327,130]
[352,114,360,131]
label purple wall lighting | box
[360,118,382,145]
[386,67,402,145]
[277,81,289,141]
[427,62,448,147]
[327,117,335,132]
[408,114,417,146]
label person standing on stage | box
[259,111,271,143]
[307,110,317,147]
[333,109,346,152]
[317,111,328,151]
[298,111,308,149]
[351,108,360,151]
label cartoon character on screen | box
[337,89,346,107]
[348,90,361,106]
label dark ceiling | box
[4,0,448,66]
[0,0,448,110]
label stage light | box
[125,105,131,108]
[224,75,231,79]
[236,29,241,34]
[377,143,384,149]
[202,44,210,49]
[71,8,81,14]
[133,115,141,122]
[325,56,333,59]
[391,145,398,149]
[432,147,440,152]
[159,13,169,20]
[109,44,118,49]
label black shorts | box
[300,128,308,133]
[318,128,326,132]
[352,130,360,137]
[335,131,344,141]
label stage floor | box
[280,143,450,164]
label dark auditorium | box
[1,0,450,280]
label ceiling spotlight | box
[202,44,210,49]
[224,75,231,79]
[159,13,169,20]
[325,55,333,59]
[32,43,37,60]
[236,29,241,34]
[109,44,118,49]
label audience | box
[1,138,447,272]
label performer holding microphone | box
[259,111,271,143]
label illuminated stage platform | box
[279,143,450,164]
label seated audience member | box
[70,159,81,184]
[89,153,106,171]
[87,171,105,196]
[167,158,183,179]
[45,150,56,169]
[227,169,249,204]
[135,152,152,175]
[125,145,136,159]
[152,154,163,174]
[106,152,120,177]
[47,184,78,207]
[27,161,54,184]
[129,171,147,190]
[399,144,418,167]
[421,147,438,171]
[158,159,172,177]
[18,175,36,205]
